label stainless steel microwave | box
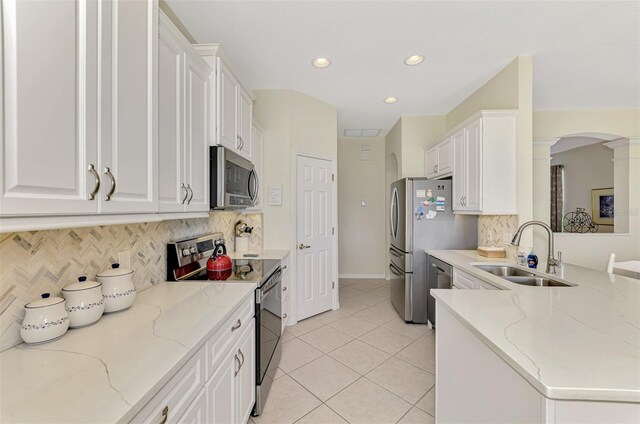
[210,146,258,209]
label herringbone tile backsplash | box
[478,215,519,258]
[0,211,262,351]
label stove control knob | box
[182,248,191,257]
[190,246,198,254]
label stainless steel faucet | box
[511,221,559,273]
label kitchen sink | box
[473,264,573,287]
[473,264,535,277]
[503,276,571,287]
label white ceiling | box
[167,0,640,136]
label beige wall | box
[551,143,614,233]
[534,109,640,139]
[253,89,337,321]
[532,108,640,269]
[338,137,386,277]
[400,116,447,178]
[446,56,534,249]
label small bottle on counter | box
[527,247,539,269]
[517,250,527,267]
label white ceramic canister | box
[62,276,105,328]
[20,293,70,344]
[97,263,136,313]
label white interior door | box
[296,155,335,321]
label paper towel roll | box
[235,236,249,253]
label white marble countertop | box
[427,250,640,403]
[227,249,290,261]
[0,281,256,423]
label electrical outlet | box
[118,250,131,269]
[503,233,511,244]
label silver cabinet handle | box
[298,243,311,250]
[389,263,404,276]
[234,354,241,377]
[104,167,116,201]
[283,313,288,319]
[283,286,288,292]
[186,184,193,204]
[282,265,287,271]
[180,183,188,204]
[160,406,169,424]
[237,135,244,150]
[88,164,100,200]
[231,319,241,331]
[238,348,245,368]
[435,164,438,173]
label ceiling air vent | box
[343,129,382,137]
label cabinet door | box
[236,320,256,424]
[185,54,212,212]
[206,348,236,424]
[0,0,98,216]
[452,131,465,211]
[437,138,453,175]
[464,120,482,211]
[236,88,253,160]
[99,0,157,214]
[452,269,476,289]
[425,146,438,178]
[217,60,238,151]
[178,388,207,424]
[158,22,186,213]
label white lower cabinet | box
[453,268,500,290]
[132,296,255,424]
[179,388,207,424]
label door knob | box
[298,243,311,250]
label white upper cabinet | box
[0,0,99,216]
[99,0,158,214]
[430,110,517,215]
[157,11,211,214]
[184,53,211,212]
[0,0,158,218]
[237,88,253,160]
[425,137,453,179]
[158,20,185,213]
[194,44,254,162]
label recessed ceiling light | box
[312,57,331,68]
[383,97,398,104]
[404,54,424,66]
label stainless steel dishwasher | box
[427,256,453,327]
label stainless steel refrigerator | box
[389,178,478,323]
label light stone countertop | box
[227,249,290,261]
[0,281,257,423]
[427,250,640,403]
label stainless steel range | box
[167,233,282,416]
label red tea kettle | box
[207,243,232,280]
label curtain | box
[550,165,564,232]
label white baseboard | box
[338,273,386,279]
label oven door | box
[210,146,255,209]
[256,270,282,385]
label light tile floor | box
[250,278,436,424]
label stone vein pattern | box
[478,215,518,258]
[0,281,257,424]
[428,249,640,403]
[0,211,262,351]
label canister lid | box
[62,276,102,292]
[25,293,65,309]
[96,263,133,278]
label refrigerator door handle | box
[390,187,399,240]
[389,263,404,277]
[389,247,403,258]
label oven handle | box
[259,278,281,302]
